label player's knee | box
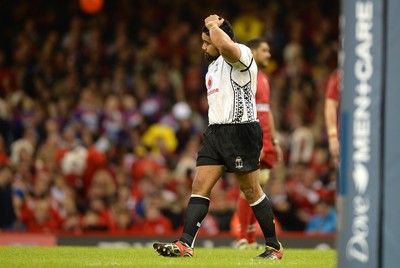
[240,184,260,202]
[191,179,211,197]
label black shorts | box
[196,122,262,173]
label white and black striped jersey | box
[205,43,258,125]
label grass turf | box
[0,246,336,268]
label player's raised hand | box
[205,14,223,30]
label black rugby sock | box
[179,195,210,247]
[251,194,280,250]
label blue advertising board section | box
[382,0,400,267]
[339,0,384,267]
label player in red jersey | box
[235,38,283,249]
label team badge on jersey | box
[207,76,213,90]
[235,156,243,169]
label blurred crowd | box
[0,0,339,236]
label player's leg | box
[154,165,224,257]
[246,168,271,246]
[179,165,224,247]
[236,170,283,259]
[236,191,253,248]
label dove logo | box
[346,1,373,263]
[353,163,369,194]
[346,196,370,263]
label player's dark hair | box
[246,38,265,49]
[202,19,236,42]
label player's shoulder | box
[236,43,252,55]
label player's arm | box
[325,98,338,137]
[269,112,283,162]
[324,71,340,160]
[325,98,339,158]
[204,15,241,63]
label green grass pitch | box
[0,246,336,268]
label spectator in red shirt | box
[81,197,113,231]
[24,198,61,233]
[109,206,140,233]
[58,196,82,233]
[0,136,9,165]
[285,164,323,224]
[142,203,173,235]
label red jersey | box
[255,71,275,168]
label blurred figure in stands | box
[23,198,61,233]
[59,196,81,232]
[110,206,138,233]
[81,197,111,231]
[305,199,336,234]
[268,180,306,231]
[142,195,173,235]
[0,165,19,230]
